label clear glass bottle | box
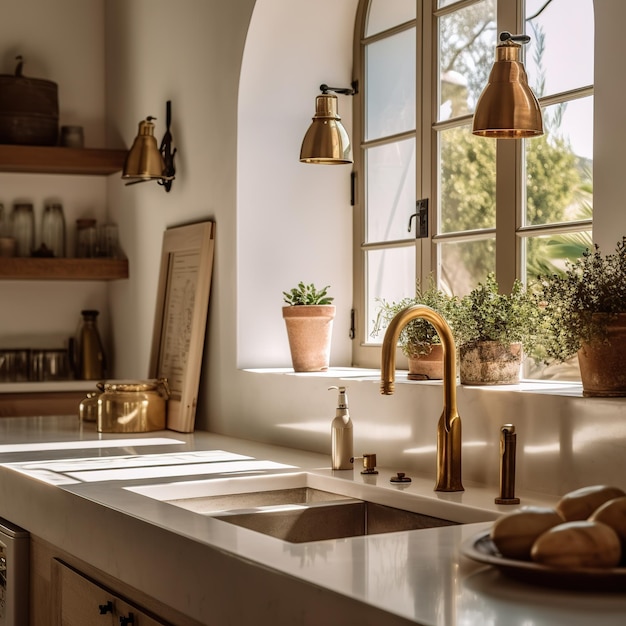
[41,202,66,257]
[75,218,97,258]
[77,309,107,380]
[11,203,35,257]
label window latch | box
[408,199,429,238]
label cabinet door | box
[53,560,169,625]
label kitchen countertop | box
[0,416,625,625]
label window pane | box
[366,0,415,37]
[438,238,495,296]
[439,125,496,234]
[367,246,415,339]
[523,230,592,284]
[525,97,593,226]
[365,28,416,141]
[525,0,594,96]
[366,139,416,243]
[523,229,591,382]
[438,0,497,120]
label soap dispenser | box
[329,386,353,470]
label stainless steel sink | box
[126,471,485,543]
[164,486,350,514]
[213,499,458,543]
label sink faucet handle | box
[350,453,378,475]
[495,423,520,505]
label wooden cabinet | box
[53,560,167,625]
[31,536,202,626]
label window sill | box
[243,367,585,398]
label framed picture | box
[149,221,215,432]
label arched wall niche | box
[237,0,359,368]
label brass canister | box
[97,378,169,433]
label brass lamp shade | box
[300,93,352,164]
[122,117,166,181]
[472,39,543,138]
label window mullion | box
[417,0,433,285]
[495,140,521,293]
[494,0,523,293]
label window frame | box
[352,0,593,370]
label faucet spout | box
[380,304,464,492]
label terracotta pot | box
[282,305,335,372]
[577,313,626,397]
[407,344,444,380]
[459,341,522,385]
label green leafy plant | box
[536,238,626,363]
[447,273,540,351]
[282,282,333,306]
[371,279,455,357]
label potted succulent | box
[447,273,539,385]
[536,239,626,396]
[371,279,455,380]
[282,282,335,372]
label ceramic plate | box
[461,530,626,591]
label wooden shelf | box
[0,145,127,175]
[0,257,128,280]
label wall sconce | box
[472,32,543,138]
[300,82,357,164]
[122,100,177,191]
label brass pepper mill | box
[495,424,520,505]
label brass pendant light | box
[472,32,543,139]
[300,83,356,164]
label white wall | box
[237,0,356,369]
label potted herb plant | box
[371,279,455,380]
[447,273,539,385]
[536,239,626,396]
[282,282,335,372]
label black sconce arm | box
[499,31,531,45]
[320,81,359,96]
[158,100,177,192]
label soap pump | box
[329,386,353,470]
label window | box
[353,0,594,372]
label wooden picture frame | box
[149,221,215,432]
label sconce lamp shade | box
[472,38,543,138]
[122,117,166,181]
[300,93,352,164]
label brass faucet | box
[380,305,464,492]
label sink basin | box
[126,470,493,543]
[214,500,458,543]
[163,486,351,514]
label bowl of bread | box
[462,485,626,590]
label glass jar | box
[0,203,15,258]
[75,218,97,258]
[41,203,66,257]
[97,222,119,258]
[11,203,34,257]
